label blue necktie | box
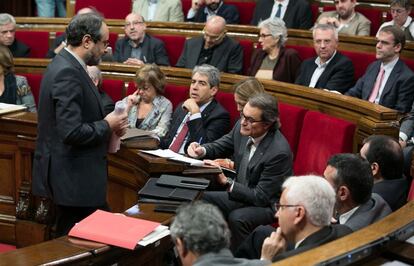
[275,4,282,18]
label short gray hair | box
[258,17,288,47]
[170,202,230,254]
[192,64,221,88]
[283,175,336,227]
[390,0,411,9]
[0,13,16,26]
[312,23,338,40]
[248,93,279,130]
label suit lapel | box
[211,37,229,67]
[246,130,275,177]
[190,37,204,67]
[141,34,150,62]
[379,59,401,102]
[363,61,381,100]
[316,52,340,87]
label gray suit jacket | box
[176,35,243,74]
[132,0,184,22]
[316,11,371,36]
[32,49,111,207]
[194,248,268,266]
[344,193,392,231]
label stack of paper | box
[68,210,170,250]
[140,149,205,166]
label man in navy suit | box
[251,0,312,29]
[186,0,240,24]
[295,23,355,93]
[346,25,414,113]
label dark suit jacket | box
[32,49,111,207]
[295,52,355,93]
[113,34,170,65]
[203,121,293,207]
[160,98,230,150]
[187,4,240,24]
[251,0,312,29]
[176,35,243,74]
[9,39,30,58]
[346,59,414,113]
[247,47,302,83]
[373,178,408,211]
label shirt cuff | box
[187,8,196,19]
[399,132,408,142]
[189,112,201,120]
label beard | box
[207,1,221,11]
[85,51,102,66]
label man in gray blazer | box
[176,15,243,74]
[113,12,170,66]
[132,0,184,22]
[32,14,128,237]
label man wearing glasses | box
[176,15,243,74]
[377,0,413,41]
[187,92,293,251]
[113,12,169,66]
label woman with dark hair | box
[0,45,36,112]
[124,64,172,138]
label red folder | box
[68,210,161,250]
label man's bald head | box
[203,16,226,49]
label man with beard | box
[316,0,371,36]
[0,13,30,57]
[186,0,240,24]
[32,13,129,237]
[346,25,414,113]
[176,15,243,74]
[113,12,169,66]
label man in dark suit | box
[87,65,115,116]
[32,14,128,237]
[360,135,408,211]
[160,64,230,152]
[251,0,313,29]
[113,12,169,66]
[0,13,30,58]
[346,26,414,113]
[295,23,355,93]
[187,93,293,251]
[176,15,243,74]
[186,0,240,24]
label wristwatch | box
[226,177,234,189]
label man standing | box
[316,0,371,36]
[114,13,169,66]
[251,0,313,29]
[160,64,230,152]
[186,0,240,24]
[295,23,355,93]
[187,93,293,251]
[0,13,30,57]
[346,25,414,113]
[32,14,128,237]
[176,16,243,74]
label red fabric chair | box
[402,58,414,73]
[239,39,254,75]
[227,1,256,25]
[153,34,187,66]
[75,0,131,19]
[355,7,385,36]
[15,31,49,58]
[164,84,189,110]
[19,73,43,105]
[101,79,125,102]
[108,33,119,51]
[340,50,376,81]
[285,45,316,61]
[0,243,16,253]
[216,91,238,128]
[279,103,308,159]
[408,180,414,201]
[181,0,192,16]
[293,111,356,176]
[311,2,322,23]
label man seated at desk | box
[187,92,293,251]
[160,64,230,153]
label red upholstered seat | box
[311,3,322,23]
[340,50,376,81]
[227,1,256,25]
[101,79,125,102]
[181,0,192,16]
[293,111,356,176]
[19,73,43,105]
[164,84,189,110]
[153,35,186,66]
[408,180,414,201]
[108,33,119,51]
[15,31,49,58]
[355,6,385,35]
[285,45,316,61]
[279,103,308,158]
[402,58,414,72]
[0,243,16,253]
[216,91,238,127]
[239,39,254,75]
[75,0,131,19]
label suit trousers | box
[202,191,275,252]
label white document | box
[0,103,27,115]
[138,225,170,246]
[140,149,205,166]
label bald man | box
[176,15,243,74]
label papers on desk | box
[121,128,159,150]
[140,149,205,166]
[0,103,27,115]
[68,210,169,250]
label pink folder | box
[68,210,161,250]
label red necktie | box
[169,116,189,153]
[368,67,385,103]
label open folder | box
[68,210,169,250]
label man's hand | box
[191,0,204,10]
[123,58,145,66]
[204,160,228,185]
[318,17,340,28]
[187,142,205,158]
[104,111,129,137]
[260,227,287,261]
[182,98,200,114]
[213,158,234,169]
[400,139,407,148]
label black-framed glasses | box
[240,112,263,124]
[258,33,273,39]
[275,203,301,212]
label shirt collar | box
[275,0,289,8]
[339,205,360,225]
[128,35,145,48]
[64,47,87,71]
[315,50,337,68]
[204,1,224,15]
[250,131,268,146]
[403,16,413,28]
[382,56,399,70]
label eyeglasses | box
[274,203,301,212]
[390,8,407,14]
[125,20,145,27]
[202,28,226,42]
[258,33,273,39]
[240,112,263,124]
